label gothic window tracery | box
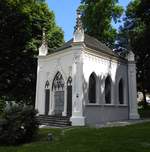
[67,76,72,86]
[52,72,65,91]
[45,80,50,89]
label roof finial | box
[74,9,83,32]
[39,28,48,56]
[73,9,84,42]
[42,28,47,45]
[126,29,135,61]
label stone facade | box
[35,12,139,126]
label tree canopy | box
[118,0,150,105]
[80,0,124,47]
[0,0,64,104]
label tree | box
[118,0,150,106]
[80,0,124,47]
[0,0,64,104]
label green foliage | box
[138,101,150,118]
[0,0,64,104]
[80,0,124,47]
[118,0,150,107]
[0,102,39,145]
[0,97,6,116]
[118,0,150,105]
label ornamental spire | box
[73,9,84,42]
[39,28,48,56]
[74,9,83,32]
[42,28,47,45]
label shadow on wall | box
[82,57,129,125]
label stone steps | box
[37,115,71,127]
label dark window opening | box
[105,76,111,104]
[45,80,50,115]
[119,79,124,104]
[88,73,96,103]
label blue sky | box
[46,0,131,41]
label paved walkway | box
[39,119,150,129]
[95,118,150,128]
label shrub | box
[138,101,150,118]
[0,102,39,145]
[0,97,6,116]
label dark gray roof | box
[53,38,73,52]
[84,34,114,56]
[51,34,123,59]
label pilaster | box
[35,64,40,114]
[35,60,46,115]
[49,91,54,115]
[70,52,85,126]
[62,84,67,116]
[128,51,140,119]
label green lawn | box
[1,122,150,152]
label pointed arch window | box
[52,71,65,91]
[88,72,96,103]
[45,80,50,89]
[67,76,72,86]
[45,80,50,115]
[67,76,72,116]
[105,76,111,104]
[119,79,124,104]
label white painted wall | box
[82,48,128,105]
[35,48,74,116]
[82,48,129,124]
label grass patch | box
[1,122,150,152]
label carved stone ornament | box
[74,55,81,64]
[73,9,84,42]
[39,44,48,56]
[74,9,83,32]
[128,51,135,61]
[39,29,48,56]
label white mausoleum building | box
[35,11,139,126]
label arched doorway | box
[67,76,72,116]
[45,80,50,115]
[52,72,65,115]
